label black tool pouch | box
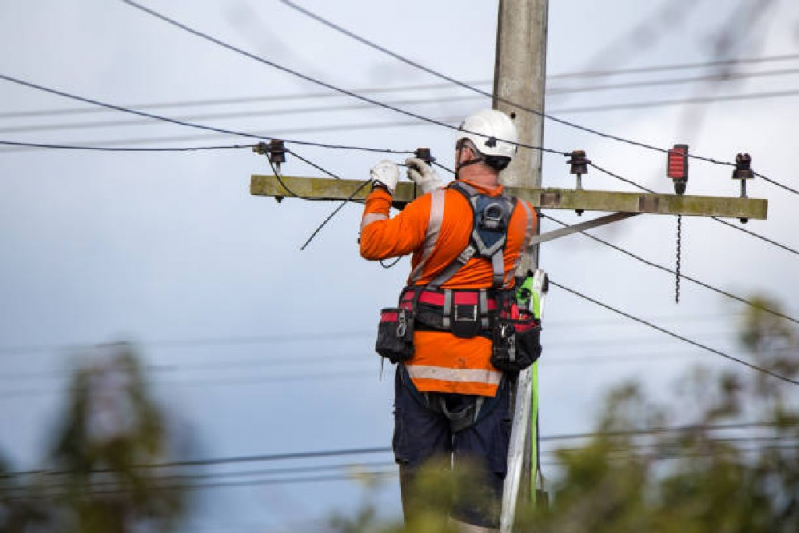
[490,315,541,373]
[514,315,542,367]
[376,307,415,364]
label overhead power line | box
[589,161,799,258]
[543,213,799,326]
[4,60,799,122]
[121,0,566,157]
[5,87,799,154]
[7,81,799,138]
[277,0,799,197]
[0,73,414,156]
[550,279,799,386]
[0,139,255,152]
[7,420,794,480]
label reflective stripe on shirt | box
[405,364,503,386]
[409,189,445,284]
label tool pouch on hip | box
[376,308,415,364]
[490,314,541,373]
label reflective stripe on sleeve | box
[409,189,445,284]
[360,212,388,231]
[405,364,503,386]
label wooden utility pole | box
[493,0,549,513]
[494,0,548,272]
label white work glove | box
[369,160,400,193]
[405,158,442,194]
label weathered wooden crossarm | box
[251,174,768,220]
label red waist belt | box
[400,287,511,338]
[400,288,500,311]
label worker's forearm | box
[359,189,393,260]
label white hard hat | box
[457,109,518,160]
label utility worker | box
[360,109,540,532]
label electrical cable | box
[5,52,799,121]
[589,161,799,257]
[279,0,799,196]
[754,171,799,196]
[543,213,799,327]
[7,84,799,153]
[549,279,799,386]
[0,73,413,156]
[292,154,372,250]
[7,85,799,139]
[121,0,566,158]
[7,420,795,480]
[0,139,255,152]
[285,148,340,180]
[710,216,799,256]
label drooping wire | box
[675,215,682,304]
[300,187,367,251]
[289,155,372,250]
[0,139,255,152]
[380,257,402,269]
[543,213,799,326]
[0,73,414,156]
[277,0,798,193]
[121,0,567,158]
[589,161,799,257]
[549,279,799,386]
[265,155,305,200]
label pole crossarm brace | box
[250,174,768,220]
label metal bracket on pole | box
[529,212,640,246]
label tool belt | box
[375,286,541,373]
[402,287,500,339]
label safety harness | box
[402,181,534,339]
[395,181,535,432]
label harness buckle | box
[453,304,478,322]
[396,311,408,337]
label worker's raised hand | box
[369,160,400,193]
[405,158,442,194]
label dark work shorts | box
[392,365,512,526]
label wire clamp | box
[414,147,436,165]
[253,139,287,171]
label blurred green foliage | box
[0,342,188,533]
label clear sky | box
[1,0,799,530]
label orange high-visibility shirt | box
[360,179,537,397]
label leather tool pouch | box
[375,307,415,364]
